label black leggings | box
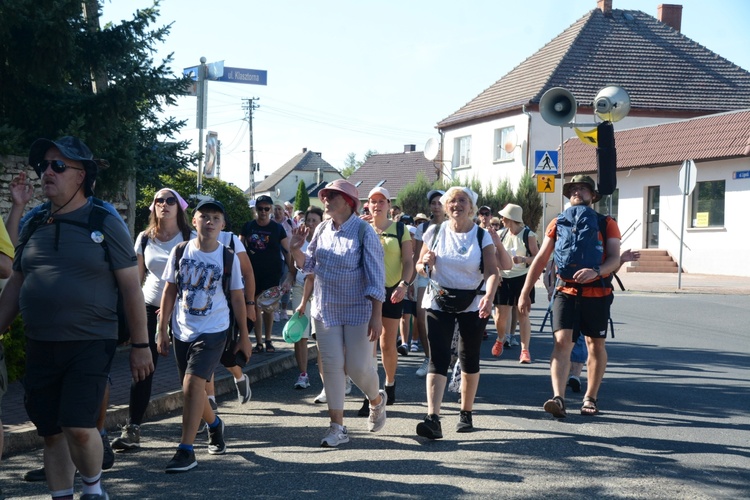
[128,304,161,425]
[426,308,489,376]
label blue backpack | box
[554,205,605,281]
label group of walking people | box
[0,134,622,499]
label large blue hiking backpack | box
[554,205,605,281]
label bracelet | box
[130,343,150,349]
[246,300,256,305]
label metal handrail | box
[660,219,691,251]
[619,220,639,245]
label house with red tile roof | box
[435,0,750,275]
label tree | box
[341,152,358,178]
[294,180,310,213]
[135,171,252,234]
[0,0,194,198]
[514,172,543,232]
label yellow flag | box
[574,127,598,146]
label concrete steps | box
[624,249,680,273]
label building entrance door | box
[646,186,660,248]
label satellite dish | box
[275,188,281,198]
[503,130,518,154]
[423,138,439,161]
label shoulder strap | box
[17,202,52,251]
[357,219,368,267]
[89,198,112,269]
[222,245,235,298]
[140,231,149,254]
[477,226,485,274]
[500,227,509,241]
[396,221,404,246]
[173,241,190,291]
[522,226,531,257]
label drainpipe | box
[522,104,532,174]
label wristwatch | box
[593,266,601,277]
[399,280,412,288]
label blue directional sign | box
[534,150,559,175]
[217,67,267,86]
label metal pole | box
[677,166,690,289]
[196,56,208,195]
[559,126,565,210]
[243,97,259,199]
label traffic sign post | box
[184,58,268,194]
[677,159,697,289]
[534,150,559,175]
[537,175,555,193]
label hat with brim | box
[194,199,226,215]
[282,311,309,343]
[498,203,524,223]
[426,189,444,203]
[562,175,601,203]
[319,179,360,211]
[414,213,429,223]
[29,136,109,197]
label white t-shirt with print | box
[162,242,244,342]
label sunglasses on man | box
[479,211,491,216]
[34,159,84,177]
[256,206,272,212]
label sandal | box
[252,343,264,354]
[543,396,567,418]
[265,341,276,353]
[581,396,599,416]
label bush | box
[2,315,26,383]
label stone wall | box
[0,154,132,233]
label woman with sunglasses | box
[111,189,192,451]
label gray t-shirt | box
[15,199,137,341]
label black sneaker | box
[207,419,226,455]
[397,343,409,356]
[235,374,252,404]
[111,423,141,451]
[416,414,443,439]
[357,397,369,417]
[101,432,115,470]
[80,490,109,500]
[384,384,395,406]
[23,467,46,482]
[456,410,474,433]
[165,448,197,473]
[209,398,219,412]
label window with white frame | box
[690,180,724,227]
[494,126,516,162]
[454,136,471,168]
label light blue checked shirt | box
[302,213,385,327]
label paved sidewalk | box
[3,271,748,455]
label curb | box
[3,345,317,456]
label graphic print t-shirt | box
[241,220,286,282]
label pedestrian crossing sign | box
[534,150,559,174]
[537,175,555,193]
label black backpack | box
[172,241,242,367]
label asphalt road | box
[2,292,749,499]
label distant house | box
[562,109,750,277]
[436,0,750,223]
[247,148,342,206]
[346,144,439,204]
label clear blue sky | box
[101,0,750,191]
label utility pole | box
[242,97,260,199]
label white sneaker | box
[314,389,327,404]
[320,423,349,447]
[416,358,429,378]
[279,309,289,321]
[273,311,280,322]
[344,376,353,395]
[235,374,252,404]
[294,373,310,389]
[410,342,420,352]
[368,389,387,432]
[509,335,520,347]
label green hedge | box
[2,315,26,383]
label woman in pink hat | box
[289,179,388,447]
[360,185,414,412]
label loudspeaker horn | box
[594,86,630,123]
[540,87,577,126]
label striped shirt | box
[301,213,385,327]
